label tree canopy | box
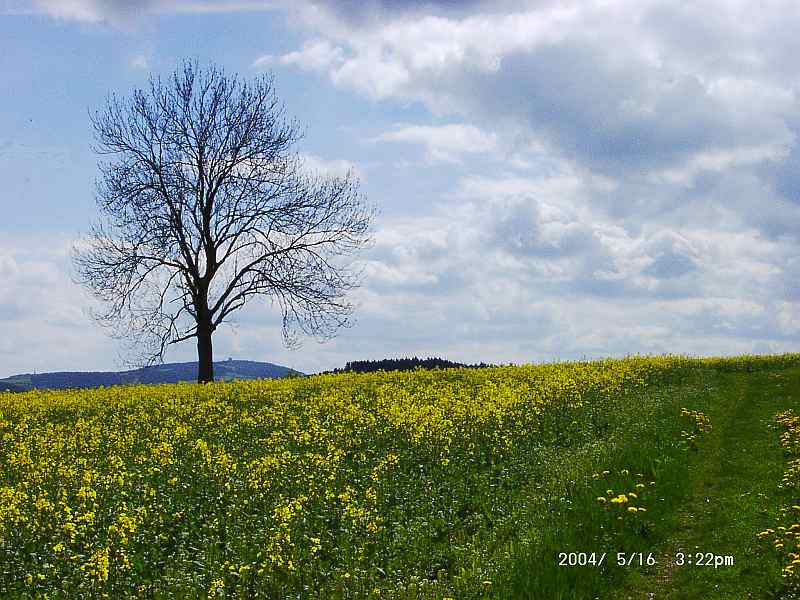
[73,59,373,382]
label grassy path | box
[494,364,800,599]
[623,367,800,599]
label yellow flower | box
[207,578,225,599]
[80,547,110,582]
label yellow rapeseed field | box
[0,353,796,598]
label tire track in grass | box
[630,379,728,599]
[626,367,799,599]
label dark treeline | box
[325,356,497,374]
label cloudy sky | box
[2,0,800,377]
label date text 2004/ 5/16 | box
[557,552,655,567]
[558,552,655,567]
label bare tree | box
[73,59,373,383]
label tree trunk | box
[197,321,214,383]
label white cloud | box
[30,0,274,25]
[129,53,149,70]
[372,123,497,164]
[33,0,109,22]
[270,1,798,186]
[0,235,117,376]
[647,140,793,187]
[284,4,583,101]
[778,302,800,334]
[254,39,344,71]
[298,152,363,180]
[158,1,274,14]
[332,166,800,365]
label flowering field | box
[1,354,799,598]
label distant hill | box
[0,360,302,392]
[0,380,28,393]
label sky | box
[2,0,800,377]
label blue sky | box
[2,0,800,377]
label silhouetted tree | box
[73,59,373,383]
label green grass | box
[622,367,793,598]
[492,364,800,599]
